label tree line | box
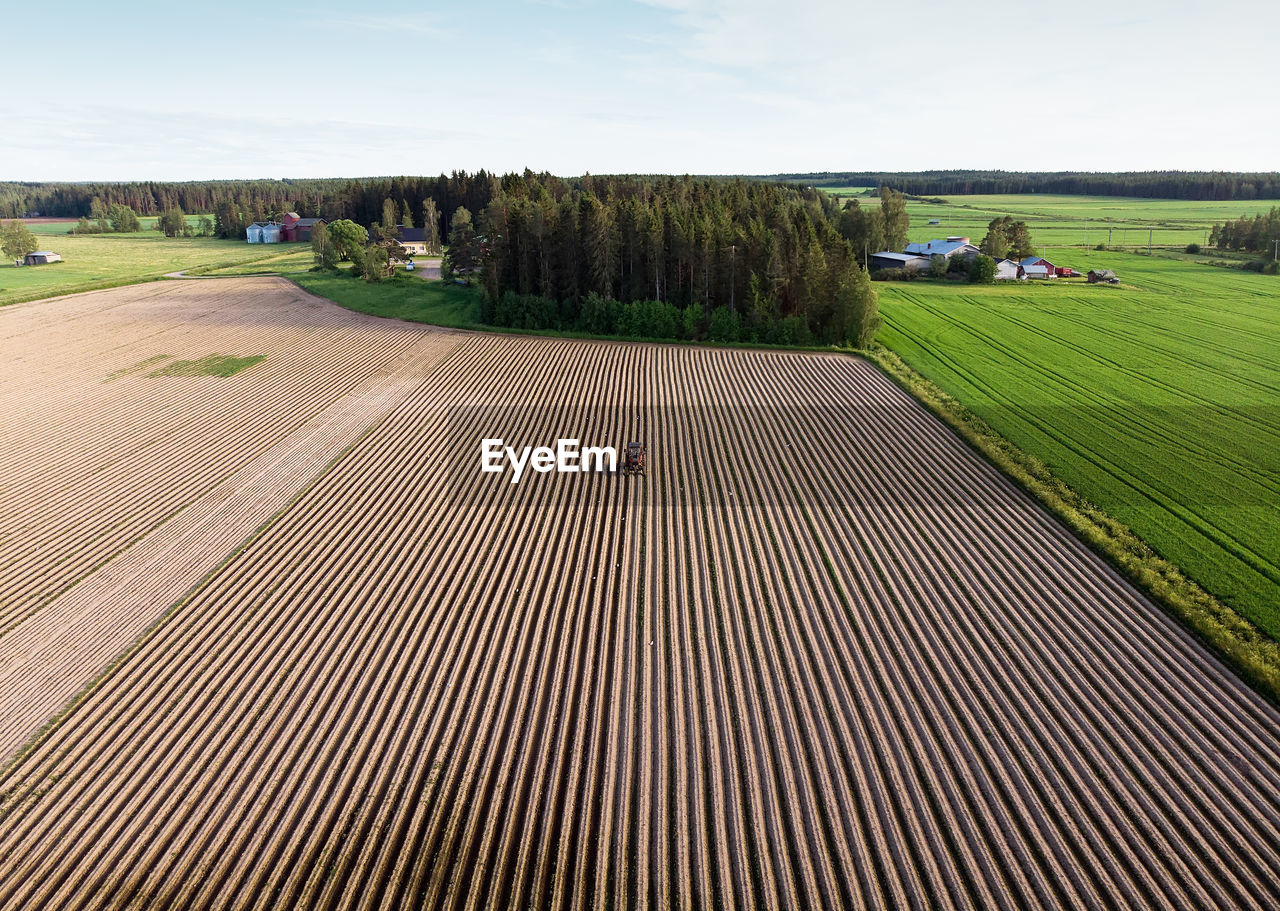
[437,175,878,347]
[1210,206,1280,256]
[774,171,1280,201]
[0,174,501,240]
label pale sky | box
[3,0,1275,181]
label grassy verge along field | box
[0,234,311,306]
[876,250,1280,641]
[290,272,482,328]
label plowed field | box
[0,278,1277,910]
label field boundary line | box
[863,344,1280,706]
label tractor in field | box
[621,441,646,476]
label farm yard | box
[877,250,1280,640]
[1,278,1279,909]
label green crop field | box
[822,188,1280,253]
[0,234,313,306]
[876,250,1280,638]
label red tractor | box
[621,441,646,476]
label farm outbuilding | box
[1019,256,1058,279]
[1088,269,1119,284]
[281,213,326,243]
[870,251,930,272]
[23,251,62,265]
[246,222,282,244]
[993,258,1019,280]
[905,237,981,259]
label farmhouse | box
[246,222,283,244]
[1088,269,1120,284]
[281,212,325,243]
[870,251,930,272]
[23,251,62,265]
[396,227,432,256]
[905,236,981,259]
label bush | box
[765,315,812,346]
[1186,243,1201,254]
[968,254,997,284]
[708,306,742,343]
[1094,243,1107,251]
[1264,261,1279,276]
[681,303,706,341]
[871,268,911,282]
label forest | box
[0,175,498,239]
[449,174,879,347]
[777,170,1280,201]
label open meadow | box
[0,234,310,306]
[877,251,1280,640]
[0,278,1278,910]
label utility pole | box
[1274,239,1279,262]
[1108,225,1113,248]
[1084,218,1088,249]
[1148,227,1153,257]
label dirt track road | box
[0,278,1277,910]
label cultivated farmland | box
[0,279,1278,910]
[877,251,1280,640]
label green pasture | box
[0,234,311,306]
[876,250,1280,638]
[198,247,315,276]
[20,214,210,235]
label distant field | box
[0,234,308,306]
[822,188,1280,251]
[18,214,209,235]
[877,250,1280,637]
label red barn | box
[280,212,326,242]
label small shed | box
[24,251,62,265]
[1020,263,1053,280]
[1088,269,1119,284]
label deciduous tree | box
[1,220,38,260]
